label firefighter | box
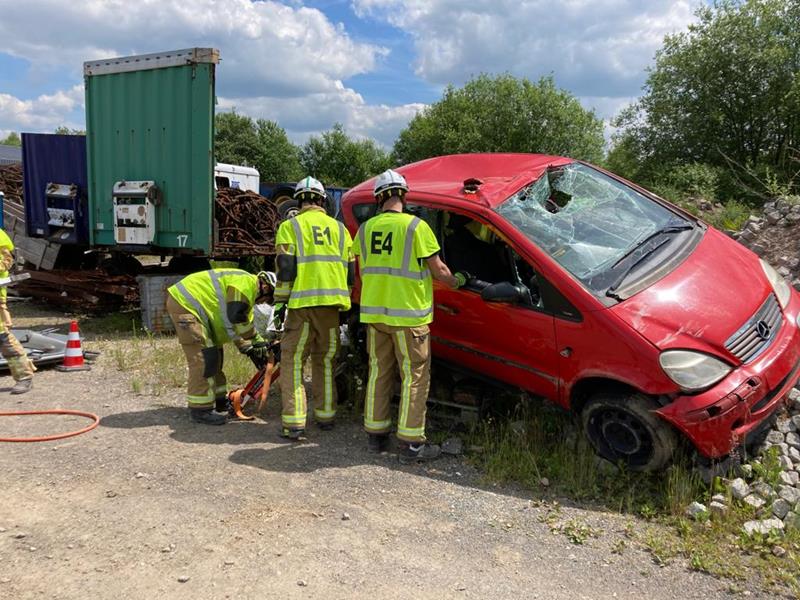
[274,176,354,440]
[353,169,468,463]
[166,268,276,425]
[0,229,34,394]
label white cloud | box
[353,0,696,99]
[218,84,425,146]
[0,0,411,143]
[0,0,384,99]
[0,85,84,133]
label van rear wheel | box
[582,392,676,471]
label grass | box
[463,399,799,594]
[100,323,257,397]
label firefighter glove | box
[454,271,472,288]
[272,302,287,329]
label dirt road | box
[0,314,769,599]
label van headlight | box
[659,350,732,392]
[760,259,791,309]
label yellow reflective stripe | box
[361,306,432,319]
[322,326,337,415]
[282,415,306,425]
[361,266,428,280]
[397,426,425,437]
[365,326,379,427]
[175,282,210,330]
[396,330,412,433]
[291,288,349,299]
[292,322,310,422]
[365,420,392,432]
[315,410,336,419]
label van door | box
[429,209,561,400]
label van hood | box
[611,228,773,359]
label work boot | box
[10,378,32,395]
[280,427,306,441]
[399,442,441,464]
[189,408,226,426]
[317,421,335,431]
[367,433,390,454]
[215,396,230,413]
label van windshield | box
[496,163,692,292]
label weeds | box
[707,199,751,231]
[467,399,798,593]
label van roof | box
[215,163,260,177]
[348,153,573,208]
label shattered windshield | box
[496,163,689,292]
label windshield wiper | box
[605,223,694,299]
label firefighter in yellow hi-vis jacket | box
[353,169,469,463]
[0,229,35,394]
[274,176,354,440]
[166,269,276,425]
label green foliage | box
[0,131,21,146]
[393,74,605,165]
[658,163,721,200]
[54,126,86,135]
[613,0,800,197]
[707,200,751,231]
[300,123,392,187]
[215,111,303,183]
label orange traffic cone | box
[56,321,91,372]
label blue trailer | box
[21,133,89,245]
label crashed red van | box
[342,154,800,470]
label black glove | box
[243,342,269,368]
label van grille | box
[725,294,782,364]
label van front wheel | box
[582,393,676,471]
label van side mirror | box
[480,281,525,304]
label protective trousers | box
[363,323,431,443]
[166,296,226,410]
[0,298,12,329]
[0,311,34,383]
[279,306,340,429]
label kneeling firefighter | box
[166,268,276,425]
[274,176,355,439]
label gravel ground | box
[0,309,775,599]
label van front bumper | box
[657,301,800,459]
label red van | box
[342,154,800,470]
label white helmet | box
[294,176,326,204]
[373,169,408,203]
[257,270,277,289]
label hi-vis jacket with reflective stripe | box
[0,229,14,301]
[275,206,353,311]
[353,211,441,327]
[167,269,260,348]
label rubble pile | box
[15,269,139,311]
[215,187,279,255]
[686,390,800,539]
[0,163,24,205]
[733,195,800,290]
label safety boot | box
[189,408,226,426]
[215,396,230,413]
[399,442,441,464]
[10,378,32,395]
[367,433,390,454]
[317,421,335,431]
[280,427,306,441]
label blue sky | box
[0,0,700,146]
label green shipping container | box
[84,48,218,254]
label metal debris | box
[215,187,279,255]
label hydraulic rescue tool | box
[227,342,281,420]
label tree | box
[300,124,392,187]
[392,74,605,165]
[0,132,21,146]
[215,112,304,183]
[54,126,85,135]
[614,0,800,189]
[255,119,303,182]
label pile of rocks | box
[686,390,800,538]
[733,196,800,291]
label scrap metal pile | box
[215,187,279,255]
[14,269,139,311]
[0,163,24,205]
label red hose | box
[0,409,100,442]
